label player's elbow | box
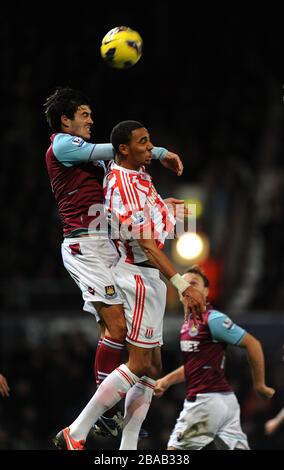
[239,332,261,349]
[138,237,157,254]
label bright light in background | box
[176,184,205,220]
[177,233,203,259]
[172,232,210,265]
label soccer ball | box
[100,26,143,69]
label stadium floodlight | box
[172,232,209,265]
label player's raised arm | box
[151,148,184,176]
[160,151,183,176]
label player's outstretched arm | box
[154,366,185,398]
[239,333,275,400]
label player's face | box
[122,127,154,168]
[62,105,93,140]
[183,273,209,299]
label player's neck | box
[119,161,141,172]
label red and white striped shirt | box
[104,163,176,264]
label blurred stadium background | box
[0,4,283,449]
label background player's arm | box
[137,236,205,321]
[209,313,275,400]
[265,407,284,435]
[238,332,275,399]
[154,366,185,398]
[0,373,10,398]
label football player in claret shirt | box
[52,120,205,450]
[154,265,275,450]
[44,87,188,439]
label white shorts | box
[62,237,123,321]
[112,261,167,348]
[167,392,250,450]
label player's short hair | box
[110,120,145,154]
[183,265,210,287]
[44,87,91,132]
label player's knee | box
[112,317,127,342]
[100,305,127,343]
[146,362,162,379]
[129,356,152,377]
[107,322,127,343]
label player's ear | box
[61,115,70,129]
[119,143,128,157]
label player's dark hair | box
[110,120,144,154]
[44,87,91,132]
[184,265,210,287]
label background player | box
[0,374,10,398]
[53,120,205,450]
[154,265,275,450]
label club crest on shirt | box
[104,285,117,299]
[189,324,199,337]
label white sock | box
[69,364,139,441]
[119,376,156,450]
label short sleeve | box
[53,134,96,167]
[208,310,246,345]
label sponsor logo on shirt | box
[180,340,200,352]
[71,137,85,147]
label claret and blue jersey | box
[180,309,246,400]
[45,133,168,238]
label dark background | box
[0,2,283,450]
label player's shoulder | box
[208,309,239,333]
[53,133,86,148]
[208,309,228,322]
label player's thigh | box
[217,394,250,450]
[61,238,122,306]
[113,266,167,348]
[167,396,219,450]
[94,302,127,342]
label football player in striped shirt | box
[53,120,205,450]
